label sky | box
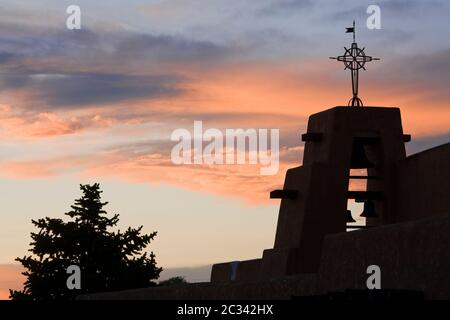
[1,0,450,299]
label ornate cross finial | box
[330,21,380,107]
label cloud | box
[329,0,444,22]
[0,25,98,61]
[258,0,313,15]
[379,0,443,13]
[368,49,450,104]
[0,19,239,113]
[0,52,18,64]
[0,155,291,204]
[113,33,232,62]
[0,1,449,205]
[0,21,234,75]
[0,125,299,203]
[0,104,115,138]
[0,73,186,109]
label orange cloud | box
[0,148,295,204]
[0,104,116,139]
[0,60,448,203]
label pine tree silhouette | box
[10,183,162,300]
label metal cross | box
[330,21,380,107]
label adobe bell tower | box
[210,21,413,282]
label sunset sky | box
[1,0,450,299]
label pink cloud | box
[0,104,116,138]
[0,148,295,204]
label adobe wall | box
[78,274,319,300]
[318,214,450,300]
[395,143,450,222]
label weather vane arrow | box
[330,20,380,107]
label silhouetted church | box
[210,106,450,299]
[208,23,450,299]
[80,24,450,300]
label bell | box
[350,140,374,169]
[360,200,378,218]
[346,210,356,223]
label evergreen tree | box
[10,183,161,300]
